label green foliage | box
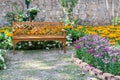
[60,0,79,27]
[16,41,62,50]
[76,47,94,64]
[4,12,15,24]
[60,0,78,14]
[25,0,33,8]
[112,16,120,25]
[0,50,7,70]
[28,7,40,20]
[65,25,86,42]
[0,27,12,49]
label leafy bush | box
[0,49,7,70]
[65,25,86,43]
[75,35,120,75]
[0,27,12,49]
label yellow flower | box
[88,31,97,35]
[76,26,82,30]
[108,34,116,38]
[0,30,5,32]
[115,37,120,41]
[100,34,106,37]
[5,30,12,37]
[109,40,115,45]
[64,26,73,29]
[103,30,109,34]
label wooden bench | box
[12,22,66,54]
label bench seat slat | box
[13,36,65,40]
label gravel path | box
[0,47,99,80]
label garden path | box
[0,47,99,80]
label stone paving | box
[0,47,99,80]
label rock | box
[103,73,114,80]
[115,76,120,80]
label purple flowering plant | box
[75,35,120,75]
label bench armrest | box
[61,29,67,36]
[61,29,67,32]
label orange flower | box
[108,34,116,38]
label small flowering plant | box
[28,7,40,20]
[28,7,40,14]
[75,35,120,75]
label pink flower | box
[75,45,81,49]
[112,58,116,62]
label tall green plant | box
[60,0,78,27]
[112,16,120,26]
[25,0,33,9]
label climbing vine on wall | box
[60,0,79,27]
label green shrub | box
[0,27,12,49]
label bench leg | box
[13,41,16,54]
[13,44,15,54]
[63,41,66,53]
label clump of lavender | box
[75,35,120,75]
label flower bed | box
[72,54,120,80]
[74,35,120,79]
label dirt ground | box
[0,47,98,80]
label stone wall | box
[0,0,119,26]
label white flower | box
[46,47,49,50]
[67,44,70,46]
[18,46,22,49]
[37,42,40,44]
[0,54,5,62]
[47,44,52,47]
[28,41,32,46]
[25,42,28,45]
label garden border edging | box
[72,53,120,80]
